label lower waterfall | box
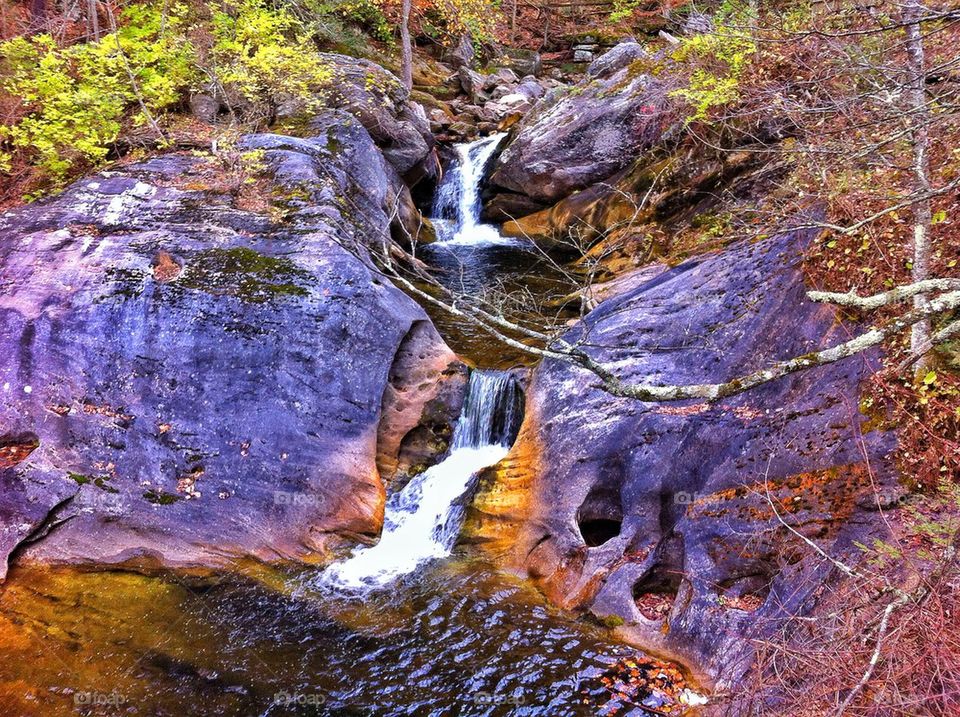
[318,370,522,591]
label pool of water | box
[416,239,580,369]
[0,559,692,716]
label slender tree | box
[400,0,413,91]
[903,0,934,373]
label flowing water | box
[420,136,580,368]
[430,134,508,245]
[317,371,523,591]
[0,136,699,717]
[0,563,676,716]
[0,370,691,716]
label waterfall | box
[451,370,523,450]
[317,370,523,592]
[431,134,506,244]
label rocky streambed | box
[0,40,898,716]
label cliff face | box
[0,111,464,579]
[467,227,898,685]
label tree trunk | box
[903,0,933,374]
[543,0,550,49]
[400,0,413,92]
[88,0,100,40]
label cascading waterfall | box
[318,370,523,591]
[430,134,507,244]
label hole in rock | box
[632,565,682,622]
[717,572,773,612]
[579,518,623,548]
[577,479,624,547]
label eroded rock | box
[466,227,897,686]
[0,112,464,578]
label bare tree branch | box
[808,278,960,310]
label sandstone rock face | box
[0,112,464,579]
[467,228,897,685]
[489,42,676,208]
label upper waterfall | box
[431,134,506,244]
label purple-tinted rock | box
[467,227,897,685]
[587,41,648,79]
[318,53,434,176]
[0,113,464,577]
[488,60,676,207]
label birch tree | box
[400,0,413,91]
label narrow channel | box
[318,370,523,591]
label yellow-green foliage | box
[669,1,757,123]
[314,0,392,42]
[0,3,196,181]
[211,0,333,111]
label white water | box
[431,134,509,244]
[318,371,522,591]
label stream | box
[0,137,697,717]
[417,135,579,368]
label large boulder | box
[318,53,435,177]
[0,112,465,579]
[493,47,542,78]
[444,33,475,70]
[488,42,678,208]
[587,40,647,78]
[466,227,898,686]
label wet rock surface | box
[467,227,897,685]
[0,112,464,578]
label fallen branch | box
[382,231,960,401]
[833,591,912,716]
[808,278,960,310]
[578,291,960,401]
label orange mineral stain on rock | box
[152,250,182,283]
[462,401,543,561]
[0,434,39,468]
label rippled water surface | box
[417,240,579,368]
[0,560,657,716]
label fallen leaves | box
[579,655,704,716]
[0,435,39,469]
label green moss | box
[601,614,625,628]
[68,472,92,485]
[94,476,119,493]
[143,489,181,505]
[179,247,313,304]
[69,472,119,492]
